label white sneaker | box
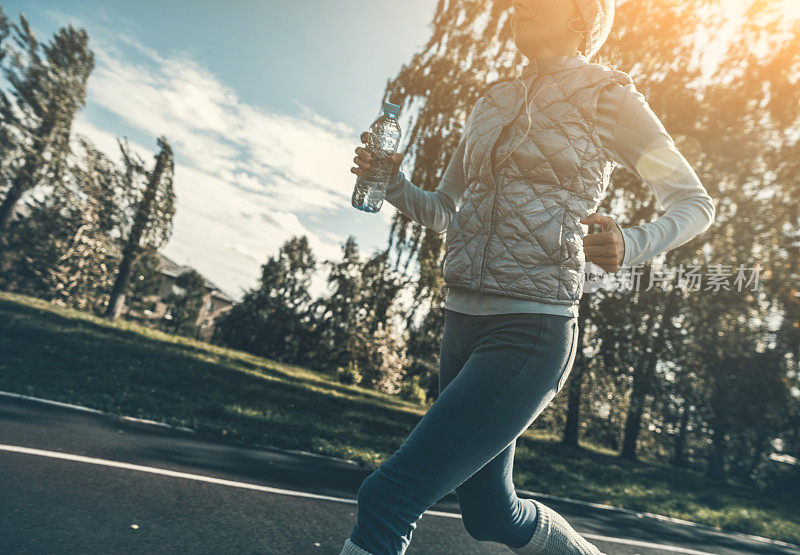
[508,499,605,555]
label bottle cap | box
[382,102,401,117]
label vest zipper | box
[478,116,518,289]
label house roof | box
[156,251,235,303]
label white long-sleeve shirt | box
[383,81,716,317]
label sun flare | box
[778,0,800,19]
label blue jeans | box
[348,309,580,554]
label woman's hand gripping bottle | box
[351,101,402,213]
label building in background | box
[122,251,235,341]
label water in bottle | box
[352,101,402,213]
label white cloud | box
[73,32,374,301]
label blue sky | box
[5,0,436,300]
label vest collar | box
[521,54,588,79]
[483,53,589,124]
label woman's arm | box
[382,137,467,234]
[596,83,716,268]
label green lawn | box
[1,290,798,546]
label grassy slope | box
[0,290,797,545]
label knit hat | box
[574,0,616,59]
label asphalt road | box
[0,392,798,555]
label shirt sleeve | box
[595,83,716,268]
[382,136,467,234]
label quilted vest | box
[442,55,633,306]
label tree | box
[313,236,364,372]
[0,134,123,312]
[0,10,94,242]
[0,8,14,188]
[163,268,206,336]
[351,248,410,391]
[311,237,409,380]
[214,235,317,362]
[705,348,789,482]
[127,247,164,304]
[105,137,175,319]
[380,0,800,481]
[349,316,411,395]
[358,248,406,336]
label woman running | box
[342,0,715,553]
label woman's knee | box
[356,467,407,518]
[356,472,384,511]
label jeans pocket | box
[556,318,579,393]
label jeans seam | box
[417,313,546,489]
[557,318,578,393]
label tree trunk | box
[706,422,728,481]
[105,241,135,319]
[620,292,679,460]
[671,402,691,468]
[105,150,167,319]
[620,365,650,461]
[562,360,585,447]
[747,432,768,479]
[0,178,26,238]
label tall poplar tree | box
[0,10,94,242]
[105,137,175,319]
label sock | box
[510,499,604,555]
[340,537,373,555]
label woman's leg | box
[438,313,538,548]
[453,313,580,549]
[342,310,580,554]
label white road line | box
[0,443,363,504]
[0,443,717,553]
[0,390,360,465]
[0,390,105,414]
[581,533,715,554]
[1,390,793,551]
[0,390,197,433]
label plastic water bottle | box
[351,101,402,213]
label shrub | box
[398,375,427,405]
[337,360,363,385]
